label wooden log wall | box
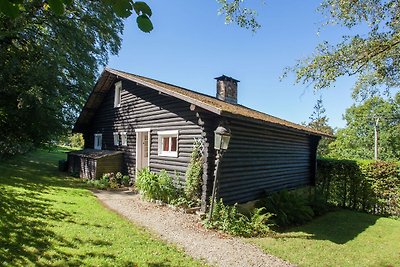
[218,119,319,204]
[96,153,124,179]
[83,79,203,182]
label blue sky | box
[108,0,363,129]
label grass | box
[0,148,205,266]
[251,209,400,267]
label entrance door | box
[136,130,150,172]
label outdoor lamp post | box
[208,124,231,222]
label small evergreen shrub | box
[204,198,273,237]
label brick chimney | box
[215,75,239,104]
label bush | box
[87,176,109,189]
[87,172,129,189]
[135,168,179,204]
[122,175,130,187]
[0,137,34,160]
[256,190,315,227]
[184,140,203,206]
[204,198,273,237]
[317,159,400,217]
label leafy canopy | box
[286,0,400,98]
[0,0,153,32]
[329,93,400,161]
[0,0,123,156]
[0,0,262,33]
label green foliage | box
[286,0,400,97]
[135,168,178,204]
[256,190,315,227]
[0,0,123,157]
[87,177,109,190]
[328,93,400,161]
[87,172,129,189]
[184,140,203,206]
[217,0,261,32]
[122,174,130,187]
[0,138,34,159]
[0,0,153,32]
[204,198,273,237]
[304,96,334,157]
[57,133,84,149]
[317,158,400,217]
[67,134,84,149]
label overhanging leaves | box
[136,14,153,33]
[288,0,400,98]
[133,1,152,17]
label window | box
[114,81,122,107]
[121,132,127,146]
[94,134,102,150]
[157,130,178,157]
[113,132,119,146]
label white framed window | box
[114,81,122,108]
[113,132,119,146]
[94,133,102,150]
[121,132,127,146]
[157,130,178,157]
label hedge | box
[316,159,400,217]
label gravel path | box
[93,189,294,267]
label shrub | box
[87,172,129,189]
[317,159,400,217]
[135,168,179,204]
[158,170,179,203]
[256,190,314,227]
[184,140,203,206]
[135,168,160,199]
[204,198,273,237]
[122,175,130,187]
[87,176,109,189]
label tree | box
[0,0,260,33]
[287,0,400,98]
[329,93,400,161]
[0,1,123,156]
[0,0,153,32]
[304,97,334,157]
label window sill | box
[158,152,178,158]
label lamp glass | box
[214,134,222,150]
[221,135,230,150]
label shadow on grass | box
[0,150,137,266]
[274,209,379,244]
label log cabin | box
[72,68,330,210]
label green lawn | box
[0,148,204,266]
[251,209,400,267]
